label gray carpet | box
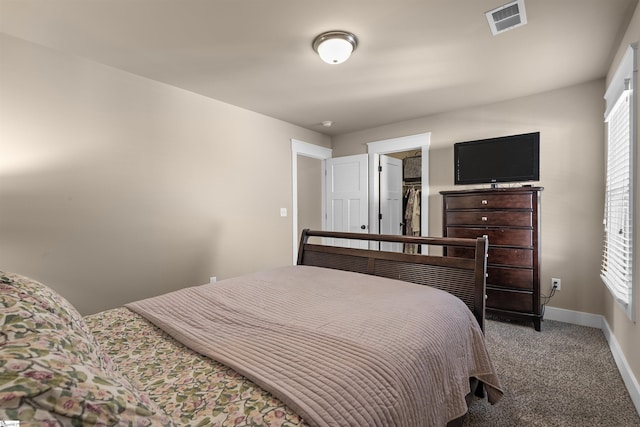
[464,319,640,426]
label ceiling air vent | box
[486,0,527,35]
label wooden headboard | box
[297,229,488,331]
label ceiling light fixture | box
[312,31,358,64]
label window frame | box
[602,43,638,321]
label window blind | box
[601,90,633,305]
[601,43,637,320]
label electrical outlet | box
[210,276,217,284]
[551,278,561,291]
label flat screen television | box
[454,132,540,186]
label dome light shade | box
[312,31,358,64]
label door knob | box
[361,225,366,230]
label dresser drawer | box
[447,246,533,267]
[488,247,533,266]
[486,288,533,312]
[487,266,533,290]
[446,227,532,247]
[445,193,533,210]
[445,211,532,227]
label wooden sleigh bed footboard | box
[297,229,489,331]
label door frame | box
[366,133,431,241]
[291,139,332,264]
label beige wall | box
[0,34,330,315]
[603,4,640,400]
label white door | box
[379,155,403,252]
[325,154,369,248]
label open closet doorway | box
[383,150,424,253]
[367,133,431,253]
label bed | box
[0,230,502,426]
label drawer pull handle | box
[481,200,488,205]
[481,216,488,221]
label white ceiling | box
[1,0,637,136]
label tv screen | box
[454,132,540,185]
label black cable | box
[540,285,557,309]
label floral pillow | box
[0,271,113,371]
[0,271,177,426]
[0,271,86,326]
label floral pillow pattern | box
[0,271,176,426]
[0,271,112,371]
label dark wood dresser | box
[441,187,543,331]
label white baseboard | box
[544,306,604,328]
[545,306,640,416]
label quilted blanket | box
[127,265,502,427]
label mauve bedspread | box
[126,265,502,427]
